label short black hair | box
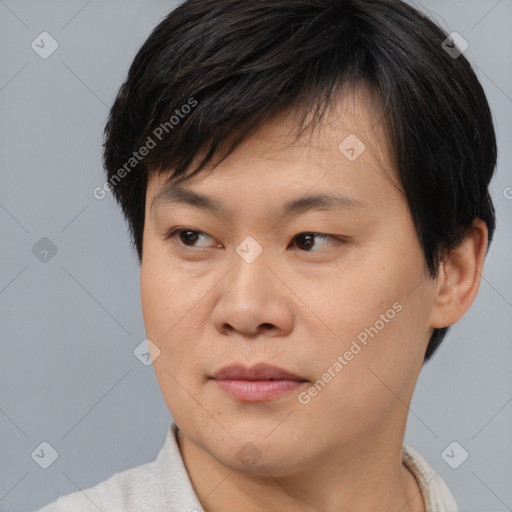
[102,0,497,361]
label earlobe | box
[428,219,488,329]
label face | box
[140,89,438,476]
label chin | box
[208,424,313,473]
[211,441,308,477]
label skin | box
[140,87,488,512]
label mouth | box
[211,363,308,402]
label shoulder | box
[34,459,161,512]
[402,445,459,512]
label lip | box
[211,363,308,402]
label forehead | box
[146,86,397,205]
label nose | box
[211,247,294,337]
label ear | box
[428,219,489,329]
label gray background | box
[0,1,510,511]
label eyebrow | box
[150,183,367,219]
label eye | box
[165,228,219,248]
[291,232,342,252]
[165,228,344,252]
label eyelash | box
[164,227,346,252]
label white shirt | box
[36,422,459,512]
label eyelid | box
[164,227,218,247]
[164,227,348,251]
[164,226,200,240]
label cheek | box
[140,261,168,340]
[140,252,205,420]
[302,250,432,404]
[302,262,406,350]
[140,244,196,338]
[140,244,212,376]
[297,296,428,446]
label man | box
[38,0,497,510]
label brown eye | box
[166,228,217,248]
[177,230,201,246]
[165,228,344,252]
[292,232,340,252]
